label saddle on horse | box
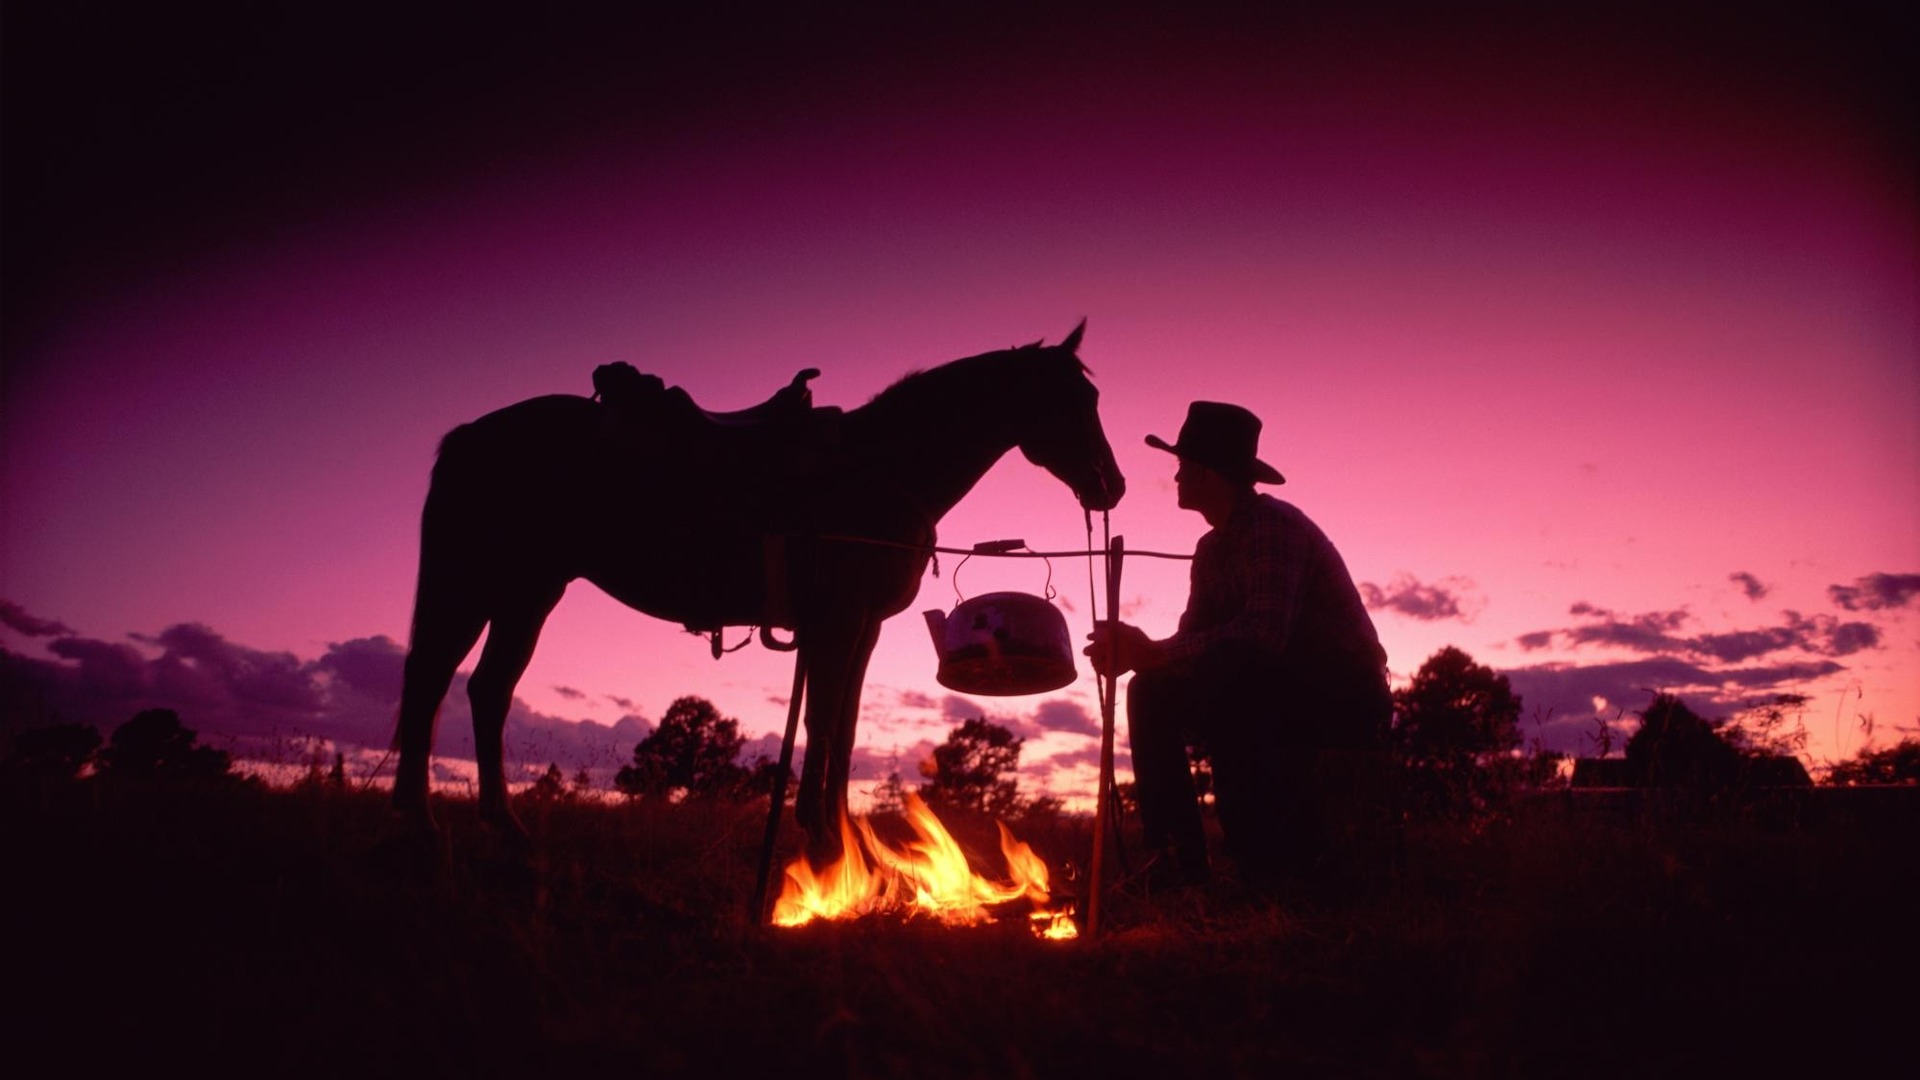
[589,362,846,651]
[591,362,837,456]
[592,362,824,429]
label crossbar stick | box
[752,648,807,924]
[1087,534,1124,937]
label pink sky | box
[4,4,1915,804]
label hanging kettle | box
[923,591,1078,696]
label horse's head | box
[1015,321,1126,512]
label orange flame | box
[773,791,1078,940]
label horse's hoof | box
[390,799,440,838]
[804,827,846,868]
[481,805,532,846]
[372,809,445,878]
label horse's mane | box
[858,341,1090,420]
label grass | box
[8,777,1914,1078]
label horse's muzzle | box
[1079,473,1125,512]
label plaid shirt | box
[1160,492,1385,678]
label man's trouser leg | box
[1126,669,1210,882]
[1192,645,1292,888]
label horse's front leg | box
[794,614,881,863]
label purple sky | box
[4,3,1915,803]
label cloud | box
[1502,656,1846,755]
[0,614,657,778]
[1032,698,1099,737]
[45,637,151,698]
[1519,603,1881,664]
[131,622,328,719]
[1502,585,1897,755]
[314,635,406,702]
[1729,572,1769,601]
[1359,574,1478,622]
[553,685,586,701]
[1829,572,1920,612]
[1,600,73,638]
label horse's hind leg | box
[467,581,566,838]
[394,602,487,826]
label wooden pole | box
[1087,534,1124,937]
[752,649,807,924]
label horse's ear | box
[1059,318,1087,353]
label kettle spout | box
[922,609,949,658]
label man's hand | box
[1085,621,1163,678]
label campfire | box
[771,791,1079,940]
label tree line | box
[6,648,1915,818]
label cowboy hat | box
[1145,401,1285,485]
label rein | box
[809,532,1192,562]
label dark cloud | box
[553,685,586,701]
[1028,742,1108,773]
[1521,604,1883,664]
[1829,572,1920,612]
[7,626,327,745]
[143,623,326,714]
[1729,572,1769,601]
[314,635,406,702]
[0,600,73,638]
[918,692,1104,742]
[1553,603,1691,652]
[1502,657,1846,755]
[46,637,151,698]
[1690,613,1881,663]
[1503,586,1894,756]
[1359,574,1475,622]
[1825,621,1882,655]
[0,615,661,778]
[1032,699,1099,738]
[507,709,653,776]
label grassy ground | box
[8,777,1914,1078]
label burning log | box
[771,791,1078,940]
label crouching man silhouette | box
[1087,402,1393,898]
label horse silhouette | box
[392,322,1125,853]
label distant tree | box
[3,722,102,782]
[295,745,344,793]
[1522,749,1570,789]
[744,754,791,803]
[921,717,1024,819]
[614,696,750,800]
[1826,737,1920,786]
[521,762,570,804]
[96,709,231,782]
[1727,693,1811,759]
[1624,694,1741,791]
[1391,647,1523,819]
[869,753,909,815]
[571,766,594,798]
[1015,792,1066,828]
